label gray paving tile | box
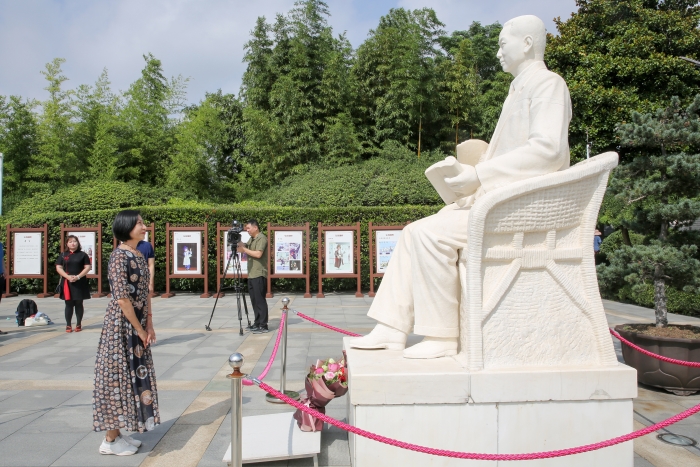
[0,431,87,466]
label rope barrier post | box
[266,297,301,403]
[227,353,245,467]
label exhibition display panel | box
[266,223,311,299]
[317,222,362,298]
[3,224,52,298]
[367,222,406,297]
[161,223,211,298]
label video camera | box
[227,220,245,247]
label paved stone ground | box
[1,293,699,467]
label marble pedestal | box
[344,339,637,467]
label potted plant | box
[598,95,700,395]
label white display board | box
[274,231,303,274]
[325,231,353,275]
[376,230,402,274]
[13,232,42,275]
[224,231,250,275]
[174,231,201,275]
[69,231,96,275]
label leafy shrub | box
[7,181,183,216]
[257,148,448,207]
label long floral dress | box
[92,248,160,433]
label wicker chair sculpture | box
[457,151,621,371]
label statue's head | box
[497,15,546,76]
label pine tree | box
[597,95,700,326]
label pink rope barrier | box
[610,328,700,368]
[292,310,362,337]
[242,312,286,386]
[255,380,700,461]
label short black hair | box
[246,219,260,229]
[113,210,141,242]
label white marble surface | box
[222,412,320,464]
[345,341,635,466]
[345,339,637,405]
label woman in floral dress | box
[93,210,159,456]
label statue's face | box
[497,27,528,74]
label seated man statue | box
[350,15,573,359]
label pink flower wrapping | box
[293,357,349,432]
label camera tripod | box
[205,248,252,335]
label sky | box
[0,0,577,105]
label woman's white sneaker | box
[121,434,142,448]
[99,436,138,456]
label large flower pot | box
[615,324,700,396]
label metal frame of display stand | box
[266,223,311,299]
[3,224,52,298]
[317,222,362,298]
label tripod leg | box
[233,255,252,327]
[206,248,235,331]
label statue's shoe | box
[403,337,458,359]
[349,323,406,351]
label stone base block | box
[344,339,637,467]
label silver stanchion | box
[227,353,244,467]
[266,297,301,403]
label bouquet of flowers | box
[293,357,348,432]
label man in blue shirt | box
[136,240,155,342]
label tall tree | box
[28,58,76,189]
[74,69,117,177]
[546,0,700,162]
[117,54,187,184]
[598,95,700,326]
[0,96,39,198]
[242,0,357,182]
[354,8,445,154]
[167,91,246,200]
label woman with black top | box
[56,235,92,333]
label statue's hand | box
[445,165,481,197]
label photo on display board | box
[13,232,42,275]
[376,230,402,274]
[173,231,201,274]
[69,231,96,275]
[325,231,353,275]
[224,231,250,275]
[274,231,303,274]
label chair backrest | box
[458,152,620,371]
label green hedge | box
[257,150,446,207]
[1,204,441,295]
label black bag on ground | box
[16,299,38,326]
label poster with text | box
[174,231,201,275]
[224,231,250,275]
[275,231,303,274]
[376,230,402,274]
[69,231,96,275]
[13,232,42,275]
[325,231,353,275]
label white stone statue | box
[350,15,574,359]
